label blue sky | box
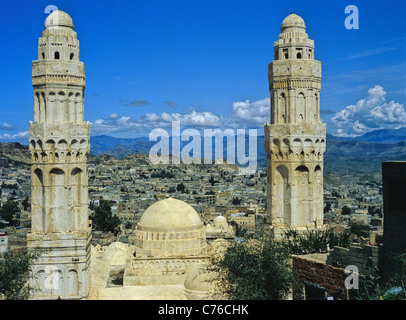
[0,0,405,141]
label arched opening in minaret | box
[41,52,45,60]
[54,51,60,59]
[71,168,82,206]
[70,53,74,60]
[275,165,290,226]
[279,93,287,123]
[49,168,66,232]
[32,168,45,232]
[295,165,310,226]
[296,48,303,59]
[314,165,323,227]
[297,93,305,122]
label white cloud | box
[0,122,17,130]
[138,111,222,128]
[0,131,28,141]
[90,110,222,136]
[230,98,270,127]
[90,115,144,135]
[331,85,406,137]
[90,97,272,137]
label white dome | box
[102,242,128,266]
[213,215,228,228]
[45,10,74,29]
[134,198,207,257]
[281,13,306,32]
[138,197,203,232]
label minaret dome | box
[45,10,74,29]
[280,13,306,33]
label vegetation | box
[230,221,248,238]
[211,237,298,300]
[90,200,121,236]
[151,169,175,179]
[176,182,188,194]
[341,206,351,215]
[0,200,20,226]
[349,223,370,238]
[351,253,406,300]
[0,249,42,300]
[283,227,350,255]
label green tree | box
[0,249,42,300]
[90,200,121,236]
[176,183,186,193]
[211,237,297,300]
[283,227,350,255]
[0,200,20,226]
[349,223,370,238]
[232,197,241,205]
[341,206,351,215]
[22,197,30,211]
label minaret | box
[27,10,91,299]
[264,14,326,238]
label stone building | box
[27,10,91,300]
[264,14,326,238]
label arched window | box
[296,48,303,59]
[54,51,60,59]
[41,52,45,59]
[70,53,74,60]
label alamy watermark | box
[148,121,258,174]
[344,5,359,29]
[344,265,359,289]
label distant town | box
[0,143,383,252]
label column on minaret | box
[264,14,326,238]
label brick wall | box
[292,255,347,300]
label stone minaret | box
[27,10,91,299]
[264,14,326,238]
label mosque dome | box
[134,198,207,257]
[138,197,203,232]
[102,242,128,266]
[45,10,74,29]
[213,215,228,229]
[281,13,306,33]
